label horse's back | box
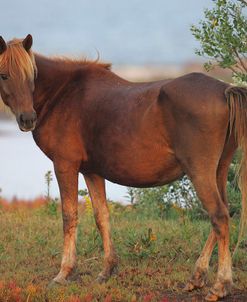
[158,72,228,112]
[157,72,229,134]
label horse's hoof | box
[205,291,220,301]
[205,280,232,301]
[47,281,58,289]
[184,268,207,292]
[96,265,118,284]
[183,279,205,292]
[112,266,118,275]
[183,281,196,292]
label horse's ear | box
[0,36,7,54]
[22,34,33,51]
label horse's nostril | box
[18,112,37,130]
[20,113,25,124]
[32,112,37,122]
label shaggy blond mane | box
[0,39,37,81]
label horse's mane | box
[35,54,112,72]
[0,39,37,81]
[0,39,111,81]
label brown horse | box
[0,35,247,301]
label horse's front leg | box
[52,161,79,284]
[84,174,118,283]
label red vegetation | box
[0,196,47,211]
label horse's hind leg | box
[188,169,232,301]
[84,174,118,283]
[184,229,217,291]
[185,138,236,294]
[216,135,236,210]
[204,140,236,301]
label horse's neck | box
[32,54,127,121]
[33,54,71,116]
[34,54,68,91]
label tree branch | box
[233,49,247,72]
[238,0,247,6]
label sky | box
[1,0,213,64]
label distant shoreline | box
[113,62,231,82]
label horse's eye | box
[0,74,9,81]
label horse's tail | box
[225,85,247,254]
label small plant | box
[45,170,53,202]
[44,170,58,216]
[78,227,102,256]
[46,197,59,217]
[125,187,136,205]
[125,228,157,260]
[0,281,23,302]
[78,189,88,197]
[84,195,93,215]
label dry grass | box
[0,201,246,301]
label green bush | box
[127,176,205,220]
[132,186,170,219]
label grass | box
[0,200,246,301]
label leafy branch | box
[191,0,247,84]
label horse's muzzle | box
[17,111,37,132]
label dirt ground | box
[164,289,247,302]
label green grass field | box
[0,200,246,302]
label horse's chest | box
[32,129,56,160]
[32,127,85,163]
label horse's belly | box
[96,147,183,187]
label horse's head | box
[0,34,37,131]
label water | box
[0,120,127,200]
[1,0,213,64]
